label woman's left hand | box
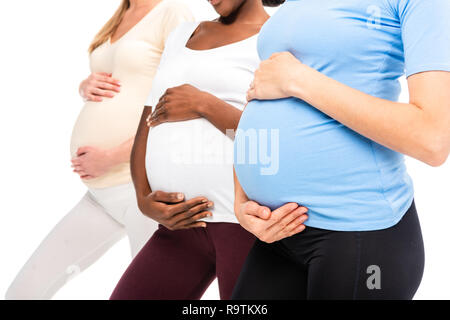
[247,52,305,101]
[71,146,116,180]
[147,84,211,127]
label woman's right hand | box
[79,72,121,102]
[137,191,214,230]
[236,201,308,243]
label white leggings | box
[5,183,158,300]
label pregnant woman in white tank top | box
[6,0,193,300]
[110,0,308,300]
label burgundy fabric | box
[110,222,255,300]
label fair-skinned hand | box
[137,191,214,230]
[71,146,117,180]
[236,201,308,243]
[247,52,305,101]
[79,72,121,102]
[147,84,211,127]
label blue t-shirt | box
[234,0,450,231]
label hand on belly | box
[147,84,211,127]
[137,191,215,230]
[235,201,309,243]
[70,146,117,180]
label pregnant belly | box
[146,119,235,216]
[234,98,397,211]
[70,93,143,157]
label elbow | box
[422,136,449,167]
[137,201,146,215]
[426,150,449,167]
[136,196,148,216]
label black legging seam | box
[352,232,362,299]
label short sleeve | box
[397,0,450,77]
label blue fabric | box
[234,0,450,231]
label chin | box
[210,0,241,19]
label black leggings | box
[232,201,424,300]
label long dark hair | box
[262,0,285,7]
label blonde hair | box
[88,0,130,53]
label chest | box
[89,15,163,74]
[90,38,156,75]
[186,23,262,51]
[259,0,402,63]
[155,44,260,101]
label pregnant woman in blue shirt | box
[233,0,450,299]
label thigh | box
[91,183,158,257]
[6,192,125,300]
[110,225,216,300]
[122,200,158,257]
[356,203,424,299]
[307,203,425,300]
[231,240,308,300]
[89,183,135,223]
[305,231,362,300]
[208,223,256,300]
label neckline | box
[109,1,164,45]
[183,22,259,53]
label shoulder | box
[160,21,198,52]
[158,0,193,18]
[167,21,200,41]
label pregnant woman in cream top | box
[6,0,193,300]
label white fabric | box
[144,22,260,223]
[5,183,157,300]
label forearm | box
[131,106,153,203]
[199,93,243,135]
[288,65,449,166]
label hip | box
[271,200,424,268]
[88,182,136,223]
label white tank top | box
[145,22,260,223]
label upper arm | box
[130,106,153,197]
[398,0,450,77]
[399,0,450,163]
[407,71,450,162]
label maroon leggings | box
[110,222,255,300]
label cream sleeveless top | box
[70,0,194,189]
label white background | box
[0,0,448,300]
